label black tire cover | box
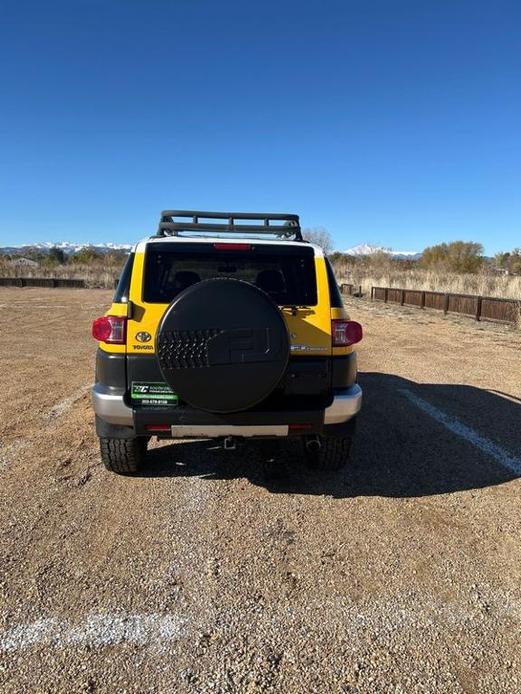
[156,278,290,413]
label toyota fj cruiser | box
[92,211,362,474]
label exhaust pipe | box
[305,436,322,453]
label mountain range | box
[0,241,132,256]
[341,243,421,260]
[0,240,422,260]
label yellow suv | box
[92,211,362,474]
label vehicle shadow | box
[138,372,520,498]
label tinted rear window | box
[143,243,317,305]
[113,252,134,303]
[325,258,343,308]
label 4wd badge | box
[135,331,152,343]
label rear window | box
[113,252,134,303]
[325,258,343,308]
[143,243,317,305]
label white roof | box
[134,235,324,257]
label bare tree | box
[302,227,333,254]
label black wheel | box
[99,437,147,475]
[303,419,357,472]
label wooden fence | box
[0,277,86,288]
[340,283,362,296]
[371,286,520,325]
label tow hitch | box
[223,436,237,451]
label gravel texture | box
[0,288,519,693]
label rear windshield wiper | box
[280,305,310,316]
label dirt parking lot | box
[0,288,519,693]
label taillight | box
[289,423,314,433]
[92,316,127,344]
[331,320,363,347]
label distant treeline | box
[330,242,519,275]
[0,248,127,288]
[3,240,521,275]
[302,229,520,275]
[2,246,129,267]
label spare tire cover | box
[156,278,290,413]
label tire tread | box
[304,419,357,472]
[99,437,146,475]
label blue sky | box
[0,0,519,255]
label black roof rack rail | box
[155,210,302,241]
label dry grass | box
[2,255,520,300]
[0,259,122,288]
[335,266,521,300]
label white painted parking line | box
[1,385,91,470]
[1,592,520,654]
[47,384,91,419]
[0,613,186,652]
[399,388,521,476]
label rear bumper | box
[92,383,362,436]
[324,384,362,424]
[169,424,290,438]
[92,383,133,426]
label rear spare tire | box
[156,278,290,413]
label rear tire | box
[99,437,147,475]
[303,419,356,472]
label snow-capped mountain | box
[342,243,421,260]
[0,241,132,256]
[0,239,421,260]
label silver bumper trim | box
[92,383,362,432]
[324,384,362,425]
[170,424,289,438]
[91,383,133,426]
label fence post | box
[400,289,405,306]
[421,291,425,309]
[444,294,450,315]
[371,287,374,301]
[358,285,362,298]
[475,296,482,322]
[384,287,388,303]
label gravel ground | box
[0,288,519,693]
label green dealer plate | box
[131,382,178,407]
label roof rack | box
[155,210,303,241]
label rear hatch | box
[127,241,332,356]
[125,240,334,409]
